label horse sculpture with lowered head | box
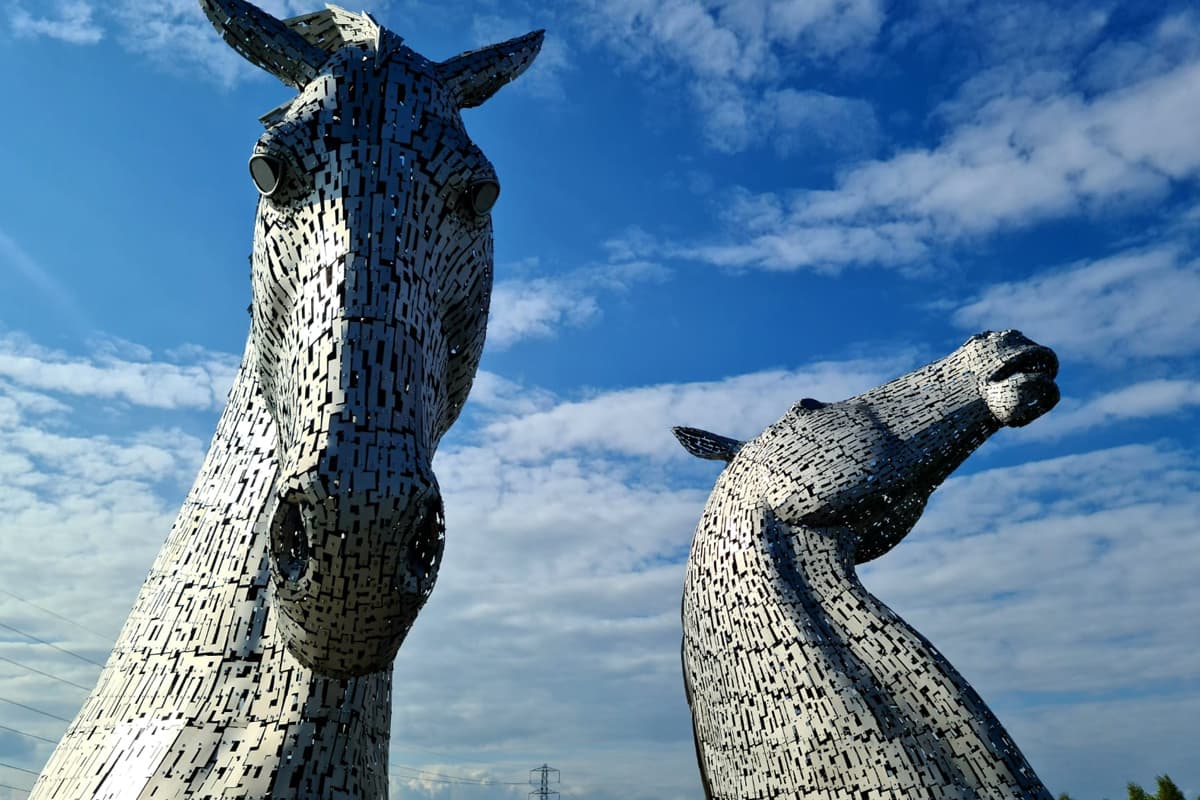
[675,330,1061,800]
[30,2,541,797]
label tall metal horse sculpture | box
[30,3,541,797]
[675,330,1060,800]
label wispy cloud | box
[860,442,1200,796]
[688,83,881,155]
[1016,379,1200,440]
[102,0,394,87]
[609,11,1200,273]
[468,354,911,461]
[952,246,1200,362]
[699,56,1198,270]
[0,229,90,329]
[2,324,1198,799]
[572,0,883,80]
[11,1,103,44]
[567,0,883,153]
[0,333,238,410]
[488,260,668,350]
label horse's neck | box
[31,339,393,800]
[682,498,1050,800]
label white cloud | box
[419,412,1200,799]
[573,0,883,80]
[0,334,238,411]
[1018,379,1200,440]
[857,443,1200,794]
[104,0,394,87]
[891,1,1110,122]
[2,328,1199,798]
[466,371,557,417]
[765,88,879,156]
[0,229,90,329]
[804,58,1200,233]
[1013,695,1200,800]
[488,261,667,350]
[688,82,880,154]
[11,1,103,44]
[1081,8,1200,93]
[471,354,910,461]
[108,0,248,87]
[650,53,1200,271]
[0,433,206,784]
[0,339,225,785]
[488,279,599,349]
[952,246,1200,362]
[567,0,883,153]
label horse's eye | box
[249,154,285,196]
[468,180,499,216]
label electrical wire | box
[0,589,112,644]
[0,655,91,691]
[389,764,526,786]
[0,762,38,776]
[0,695,71,723]
[0,724,57,745]
[0,621,106,669]
[0,782,31,795]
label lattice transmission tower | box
[529,764,560,800]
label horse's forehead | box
[316,47,453,114]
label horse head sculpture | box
[675,330,1060,799]
[28,7,542,797]
[201,0,542,677]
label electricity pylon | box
[529,764,560,800]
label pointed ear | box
[199,0,326,88]
[436,29,545,109]
[672,427,744,462]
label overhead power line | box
[0,781,32,796]
[390,764,525,786]
[0,761,38,776]
[0,723,57,745]
[0,654,92,691]
[0,621,107,668]
[0,695,72,723]
[0,589,113,644]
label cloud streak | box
[11,1,103,44]
[1,326,1198,799]
[952,246,1200,362]
[568,0,883,152]
[638,51,1200,272]
[488,261,668,350]
[1016,379,1200,441]
[470,354,911,461]
[0,334,238,411]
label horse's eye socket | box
[469,180,499,216]
[249,154,284,196]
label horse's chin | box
[984,374,1061,428]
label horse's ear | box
[672,427,744,462]
[199,0,327,89]
[436,30,545,109]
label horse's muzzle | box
[268,475,446,678]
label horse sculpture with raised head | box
[30,3,541,797]
[675,330,1060,800]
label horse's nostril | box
[405,494,446,592]
[271,500,309,583]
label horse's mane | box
[282,5,393,52]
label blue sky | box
[1,0,1198,798]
